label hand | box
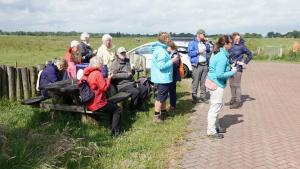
[231,67,237,73]
[172,57,179,64]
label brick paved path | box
[173,62,300,169]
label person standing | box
[151,32,179,123]
[167,41,182,115]
[226,32,252,109]
[188,29,211,103]
[206,35,237,139]
[79,32,95,63]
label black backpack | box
[78,80,94,103]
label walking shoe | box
[168,107,175,117]
[111,128,120,137]
[153,114,163,123]
[216,127,226,133]
[192,95,198,103]
[207,133,224,139]
[225,99,235,106]
[230,101,242,109]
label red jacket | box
[80,67,111,111]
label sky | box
[0,0,299,35]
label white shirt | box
[198,42,207,63]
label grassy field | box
[1,36,300,66]
[0,80,194,169]
[0,35,155,66]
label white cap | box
[102,34,112,42]
[70,40,80,48]
[80,32,90,41]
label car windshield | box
[135,45,153,55]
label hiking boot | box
[216,127,226,133]
[168,107,175,117]
[153,114,163,123]
[192,95,198,103]
[230,101,243,109]
[225,99,235,106]
[111,128,120,137]
[207,133,224,139]
[160,111,168,120]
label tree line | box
[0,30,299,38]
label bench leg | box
[50,110,60,120]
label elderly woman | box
[96,34,115,69]
[79,32,95,63]
[151,32,179,123]
[39,57,67,97]
[65,40,81,64]
[80,56,121,136]
[206,35,237,139]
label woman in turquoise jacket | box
[206,35,237,139]
[151,32,179,123]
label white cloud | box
[0,0,299,35]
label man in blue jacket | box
[226,32,252,109]
[188,29,211,102]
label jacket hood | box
[83,66,101,76]
[152,41,168,52]
[220,47,229,57]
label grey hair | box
[89,56,103,68]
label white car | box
[127,41,192,78]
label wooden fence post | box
[7,66,16,101]
[16,68,23,100]
[29,67,37,97]
[20,68,30,100]
[0,65,8,99]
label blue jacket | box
[208,48,235,88]
[151,41,173,84]
[228,39,252,71]
[187,37,211,66]
[79,42,94,63]
[39,63,62,96]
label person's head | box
[167,41,177,52]
[157,32,171,45]
[55,57,68,71]
[70,40,80,53]
[80,32,90,43]
[102,34,112,49]
[231,32,241,45]
[196,29,206,42]
[116,47,127,60]
[70,52,82,64]
[213,35,233,54]
[89,56,103,69]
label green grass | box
[0,81,194,169]
[0,35,155,66]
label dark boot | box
[230,101,242,109]
[225,99,236,106]
[216,127,226,133]
[192,94,198,103]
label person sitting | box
[79,32,95,63]
[110,47,148,110]
[39,58,67,97]
[67,51,82,79]
[80,57,121,136]
[65,40,80,64]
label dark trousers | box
[229,71,242,102]
[97,102,121,131]
[119,84,148,108]
[192,64,208,99]
[169,81,177,108]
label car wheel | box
[183,64,189,78]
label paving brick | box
[169,62,300,169]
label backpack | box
[78,79,94,103]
